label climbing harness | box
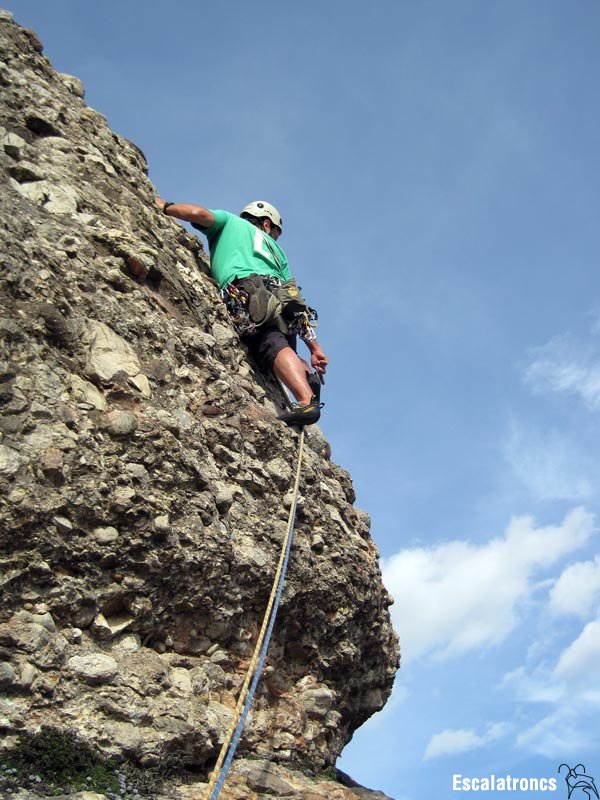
[203,429,306,800]
[220,275,318,341]
[258,235,318,342]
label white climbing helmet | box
[240,200,283,231]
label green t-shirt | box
[193,209,292,289]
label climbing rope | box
[203,428,306,800]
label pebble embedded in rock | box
[19,662,37,688]
[154,514,169,532]
[125,462,149,482]
[211,322,236,347]
[92,526,119,544]
[30,612,56,632]
[53,515,73,533]
[71,374,107,410]
[31,401,52,419]
[0,444,25,476]
[214,484,234,511]
[169,667,192,692]
[0,662,17,688]
[68,653,119,685]
[106,409,138,436]
[67,627,83,644]
[109,632,141,653]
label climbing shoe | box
[277,398,324,427]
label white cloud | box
[524,333,600,411]
[503,616,600,756]
[383,508,595,665]
[503,421,593,500]
[549,555,600,617]
[553,618,600,683]
[516,704,595,756]
[515,681,600,756]
[501,665,565,704]
[424,722,509,761]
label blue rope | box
[208,465,302,800]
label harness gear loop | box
[203,429,306,800]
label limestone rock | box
[0,443,24,475]
[0,661,17,688]
[238,759,297,795]
[71,374,107,410]
[0,13,399,800]
[86,320,142,382]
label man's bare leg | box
[273,346,313,405]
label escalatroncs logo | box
[559,764,599,800]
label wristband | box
[163,202,174,215]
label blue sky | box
[6,2,600,798]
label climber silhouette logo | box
[559,764,599,800]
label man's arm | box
[306,339,328,383]
[155,197,215,228]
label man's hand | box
[309,342,329,383]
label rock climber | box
[155,197,328,426]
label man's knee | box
[248,328,297,372]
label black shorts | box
[243,326,297,371]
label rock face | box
[0,10,399,800]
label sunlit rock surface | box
[0,10,399,799]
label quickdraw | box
[287,303,318,342]
[220,282,256,336]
